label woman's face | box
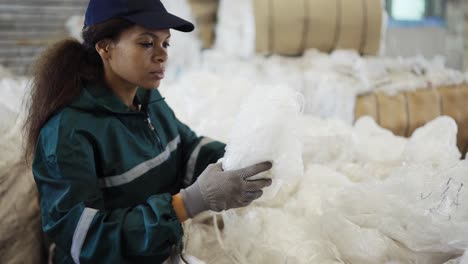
[104,26,170,89]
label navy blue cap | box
[84,0,195,32]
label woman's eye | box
[163,42,171,49]
[141,42,154,48]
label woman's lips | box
[150,70,165,80]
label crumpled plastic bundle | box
[301,116,356,166]
[183,213,227,264]
[324,163,468,263]
[221,85,303,185]
[214,0,255,58]
[353,116,407,164]
[316,117,468,263]
[301,69,359,124]
[219,207,340,264]
[402,116,461,168]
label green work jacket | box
[32,82,225,263]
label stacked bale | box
[355,85,468,154]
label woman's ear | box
[95,39,112,60]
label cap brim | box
[123,11,195,32]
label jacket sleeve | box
[174,117,226,187]
[33,128,182,263]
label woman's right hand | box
[180,162,272,218]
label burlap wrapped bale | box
[439,86,468,155]
[406,89,441,136]
[0,161,43,264]
[188,0,219,48]
[253,0,383,56]
[376,92,408,137]
[355,85,468,154]
[354,92,378,121]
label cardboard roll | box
[254,0,383,56]
[355,85,468,155]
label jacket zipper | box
[141,107,164,151]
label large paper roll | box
[253,0,383,56]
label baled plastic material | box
[222,85,303,184]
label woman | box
[24,0,272,263]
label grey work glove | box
[181,162,273,218]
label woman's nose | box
[153,47,168,63]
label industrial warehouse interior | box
[2,0,468,263]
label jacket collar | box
[70,81,165,114]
